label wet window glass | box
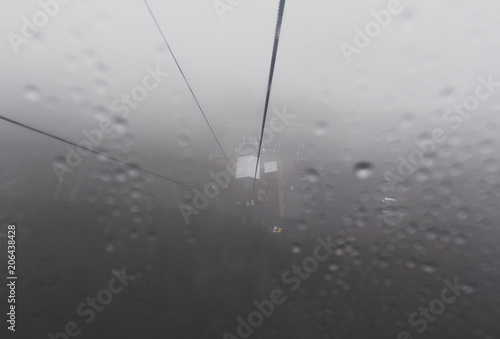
[1,0,499,338]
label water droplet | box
[177,132,190,148]
[47,96,59,110]
[133,213,143,223]
[93,105,110,120]
[478,139,494,154]
[449,163,464,177]
[147,231,157,242]
[131,189,143,200]
[305,168,320,183]
[100,170,112,182]
[354,162,374,180]
[104,194,116,205]
[127,167,140,178]
[421,263,436,273]
[95,79,109,96]
[328,263,339,271]
[123,134,135,149]
[483,158,498,173]
[114,169,127,183]
[323,273,334,281]
[112,208,121,218]
[291,243,302,254]
[104,243,116,253]
[130,229,139,239]
[24,85,42,102]
[398,112,413,130]
[94,61,109,75]
[415,169,430,182]
[171,89,184,104]
[405,259,416,269]
[461,284,476,294]
[186,234,197,244]
[305,144,318,156]
[297,219,308,231]
[453,235,466,245]
[113,117,128,135]
[314,120,328,137]
[72,87,85,101]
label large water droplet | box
[354,162,374,180]
[305,168,320,183]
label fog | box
[1,0,500,338]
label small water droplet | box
[133,213,143,223]
[127,167,140,178]
[24,85,42,102]
[47,96,59,110]
[71,87,85,101]
[297,219,308,231]
[114,169,127,183]
[177,132,190,148]
[147,231,157,242]
[461,284,475,294]
[113,117,128,135]
[105,194,116,205]
[323,273,334,281]
[104,243,116,253]
[131,189,143,200]
[483,158,499,173]
[291,243,302,254]
[186,234,197,244]
[314,120,328,137]
[130,229,139,239]
[328,263,339,271]
[421,263,436,273]
[95,79,109,96]
[100,170,112,182]
[453,235,466,245]
[478,139,494,154]
[405,259,416,269]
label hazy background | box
[1,0,500,338]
